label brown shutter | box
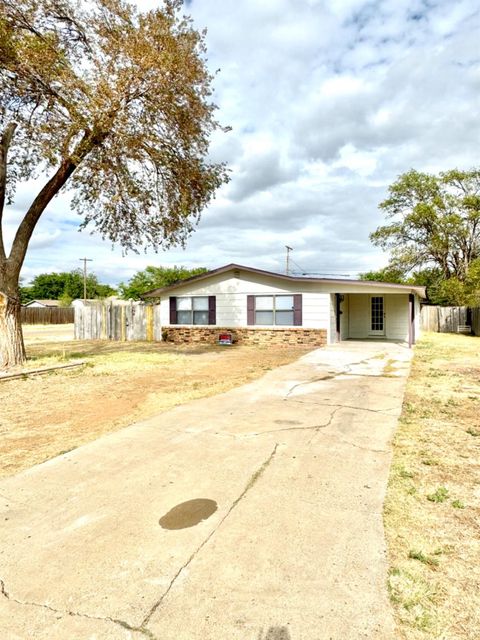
[247,295,255,325]
[293,294,302,326]
[208,296,216,325]
[169,297,177,324]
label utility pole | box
[285,245,293,276]
[79,258,93,303]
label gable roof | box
[24,299,60,307]
[142,263,427,298]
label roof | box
[142,263,427,298]
[24,299,61,307]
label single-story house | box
[143,263,426,347]
[72,297,119,307]
[23,299,61,308]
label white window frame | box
[254,295,295,326]
[176,296,210,325]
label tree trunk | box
[0,289,25,369]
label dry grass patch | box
[384,332,480,639]
[1,338,310,479]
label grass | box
[426,487,449,503]
[408,550,440,567]
[0,332,311,478]
[384,332,480,639]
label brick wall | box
[164,326,327,347]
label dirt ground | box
[384,332,480,640]
[1,330,310,479]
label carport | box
[332,289,423,347]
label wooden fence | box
[74,301,162,341]
[21,307,74,325]
[420,306,480,336]
[472,308,480,336]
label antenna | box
[285,245,293,275]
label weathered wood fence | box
[420,306,480,336]
[21,307,74,325]
[74,301,162,341]
[472,308,480,336]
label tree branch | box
[0,122,18,262]
[8,128,107,275]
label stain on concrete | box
[258,626,292,640]
[159,499,218,530]
[274,420,301,426]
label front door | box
[370,296,385,336]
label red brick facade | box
[164,326,327,346]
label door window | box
[371,296,384,332]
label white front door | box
[370,296,385,336]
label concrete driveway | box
[0,341,412,640]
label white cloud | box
[3,0,479,285]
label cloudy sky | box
[4,0,480,286]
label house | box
[23,299,61,308]
[142,263,426,347]
[72,296,119,307]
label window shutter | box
[169,297,177,324]
[247,295,255,325]
[293,294,302,326]
[208,296,216,325]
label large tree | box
[371,169,480,281]
[0,0,228,367]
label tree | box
[359,266,406,284]
[371,169,480,280]
[119,265,207,300]
[0,0,228,367]
[25,269,116,300]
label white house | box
[143,263,426,347]
[23,299,61,308]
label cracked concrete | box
[0,340,411,639]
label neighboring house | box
[23,299,61,308]
[143,263,426,347]
[72,297,119,307]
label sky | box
[3,0,480,286]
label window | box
[170,296,215,325]
[248,294,301,326]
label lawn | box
[0,333,310,479]
[384,332,480,639]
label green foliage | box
[58,292,73,307]
[426,487,449,503]
[118,265,207,300]
[408,549,440,567]
[369,168,480,305]
[19,285,34,304]
[24,269,116,302]
[371,168,480,282]
[359,266,406,283]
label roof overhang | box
[141,263,427,299]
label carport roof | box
[142,263,427,298]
